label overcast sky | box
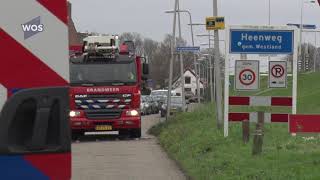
[69,0,320,46]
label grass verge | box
[150,73,320,180]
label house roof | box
[172,68,204,86]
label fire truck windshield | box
[70,56,137,86]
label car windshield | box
[70,55,137,86]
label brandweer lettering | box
[87,88,120,93]
[241,33,282,44]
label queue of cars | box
[140,90,168,116]
[141,90,187,117]
[140,95,160,115]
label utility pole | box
[177,0,186,111]
[213,0,223,129]
[300,0,304,72]
[166,0,178,119]
[314,32,317,72]
[208,31,214,103]
[188,21,200,104]
[267,0,271,71]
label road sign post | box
[230,30,294,54]
[269,61,287,88]
[224,25,299,137]
[235,60,260,91]
[206,16,225,30]
[176,46,200,52]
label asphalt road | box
[72,114,186,180]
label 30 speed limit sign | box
[235,60,260,90]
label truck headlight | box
[69,111,81,117]
[126,110,139,117]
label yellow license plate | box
[95,125,112,131]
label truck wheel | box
[130,128,141,138]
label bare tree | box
[119,33,194,88]
[143,38,159,62]
[120,32,144,56]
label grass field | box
[150,72,320,180]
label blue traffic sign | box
[287,23,316,29]
[230,30,294,54]
[176,46,200,52]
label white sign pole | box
[224,26,230,137]
[292,28,299,114]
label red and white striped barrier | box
[229,112,289,123]
[229,96,292,107]
[228,96,292,123]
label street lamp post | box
[268,0,271,25]
[300,0,304,70]
[314,32,317,72]
[213,0,224,129]
[165,9,201,104]
[300,0,317,71]
[304,29,320,72]
[177,1,186,111]
[198,33,225,103]
[166,0,178,120]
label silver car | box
[160,96,187,117]
[141,96,152,115]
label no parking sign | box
[269,61,287,88]
[235,60,260,90]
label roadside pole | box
[166,0,178,120]
[177,0,186,111]
[189,22,200,104]
[213,0,223,129]
[313,32,318,72]
[208,32,214,103]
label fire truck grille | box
[85,109,122,120]
[74,94,132,110]
[74,93,133,119]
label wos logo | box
[21,16,44,40]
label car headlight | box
[145,104,149,108]
[161,104,167,109]
[126,109,139,117]
[69,111,81,117]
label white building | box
[172,69,204,96]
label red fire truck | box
[69,36,148,139]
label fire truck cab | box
[69,37,148,139]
